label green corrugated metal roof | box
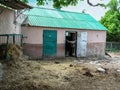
[23,7,107,30]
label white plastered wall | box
[0,6,21,34]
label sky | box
[28,0,110,20]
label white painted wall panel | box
[0,6,22,34]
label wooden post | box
[5,35,9,60]
[110,42,113,50]
[21,34,23,46]
[13,34,15,44]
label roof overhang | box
[0,0,32,10]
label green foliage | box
[21,0,28,4]
[52,0,79,9]
[21,0,83,8]
[36,0,45,6]
[100,0,120,41]
[21,0,106,8]
[107,0,118,11]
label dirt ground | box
[1,52,120,90]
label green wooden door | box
[43,30,57,57]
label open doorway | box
[65,31,77,57]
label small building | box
[22,7,107,58]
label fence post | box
[5,35,9,60]
[110,42,113,50]
[13,34,15,44]
[21,34,23,46]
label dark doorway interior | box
[65,31,77,57]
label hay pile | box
[0,59,58,90]
[0,44,23,60]
[1,58,120,90]
[7,44,23,60]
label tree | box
[21,0,105,9]
[100,0,120,41]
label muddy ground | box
[1,52,120,90]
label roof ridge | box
[32,7,89,15]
